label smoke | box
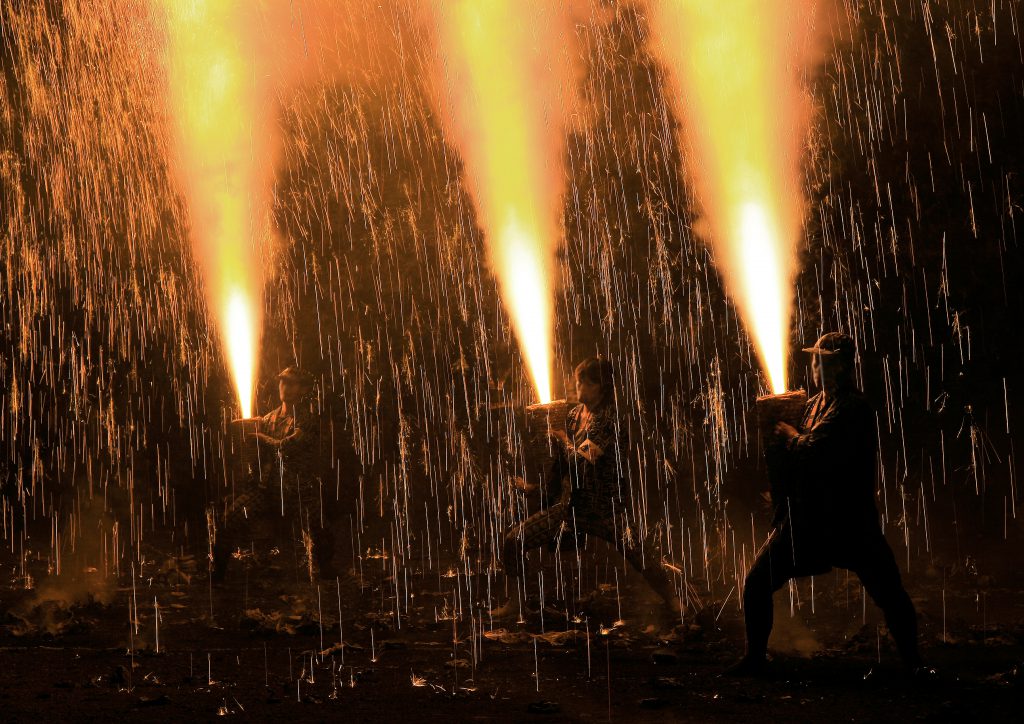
[10,499,116,637]
[772,599,823,657]
[645,0,831,394]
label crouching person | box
[492,357,681,618]
[214,366,336,582]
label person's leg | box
[502,501,570,578]
[492,501,569,617]
[579,508,679,612]
[623,542,678,609]
[740,530,799,664]
[213,484,263,583]
[290,473,333,582]
[306,475,338,579]
[211,516,232,584]
[850,535,921,667]
[313,525,337,578]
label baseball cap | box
[802,332,855,359]
[276,366,313,387]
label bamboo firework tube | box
[524,399,569,483]
[755,389,808,435]
[228,415,260,474]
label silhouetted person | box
[731,332,921,675]
[491,357,680,618]
[213,366,335,582]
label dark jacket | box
[769,386,881,551]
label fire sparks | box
[157,0,270,416]
[647,0,825,394]
[428,0,578,403]
[1,0,1021,711]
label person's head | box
[574,356,614,408]
[803,332,855,391]
[277,366,313,403]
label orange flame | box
[158,0,269,417]
[648,0,824,394]
[430,0,577,404]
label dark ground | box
[1,533,1022,723]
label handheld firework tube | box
[754,390,808,436]
[755,390,807,502]
[524,400,570,489]
[229,417,261,479]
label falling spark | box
[1,0,1021,696]
[647,0,826,393]
[158,0,270,416]
[429,0,578,403]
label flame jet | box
[429,0,579,403]
[158,0,271,417]
[647,0,825,394]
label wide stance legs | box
[741,528,920,667]
[499,496,679,613]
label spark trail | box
[0,0,1021,677]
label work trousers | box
[214,467,335,581]
[742,526,920,665]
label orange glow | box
[158,0,268,416]
[430,0,576,404]
[648,0,824,394]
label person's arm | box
[279,408,319,456]
[253,409,315,453]
[255,427,303,449]
[780,397,866,472]
[251,411,281,446]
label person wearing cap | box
[491,357,681,619]
[214,366,336,582]
[730,332,922,676]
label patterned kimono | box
[502,401,670,598]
